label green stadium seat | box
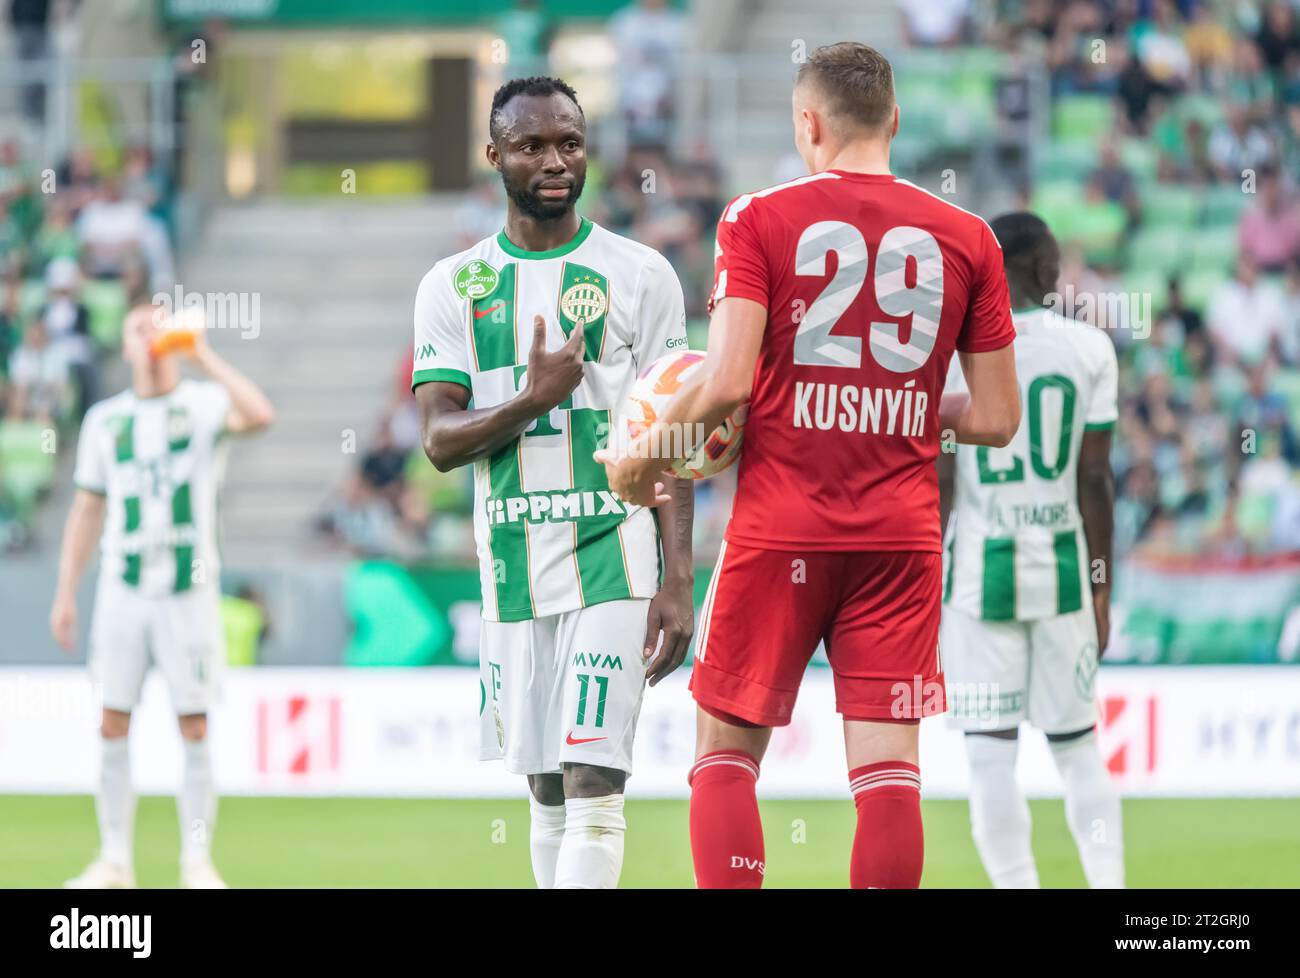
[1141,184,1201,228]
[896,100,947,156]
[1033,141,1098,183]
[956,46,1004,80]
[1188,227,1238,273]
[1126,226,1188,274]
[1052,94,1114,142]
[1117,138,1159,182]
[897,48,950,80]
[0,420,56,519]
[889,131,931,172]
[1030,181,1085,240]
[1202,184,1249,227]
[1068,200,1128,266]
[80,279,128,349]
[953,87,996,131]
[1180,268,1229,312]
[1123,269,1171,312]
[1176,93,1227,130]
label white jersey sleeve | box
[73,405,108,495]
[191,381,232,443]
[1084,331,1119,429]
[411,262,472,392]
[628,251,687,372]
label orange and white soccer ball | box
[622,350,747,480]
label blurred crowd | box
[990,0,1300,560]
[0,137,175,548]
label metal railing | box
[0,56,176,170]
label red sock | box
[848,761,924,889]
[689,751,764,888]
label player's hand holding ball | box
[596,350,747,507]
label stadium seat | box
[1141,185,1201,228]
[1188,227,1238,273]
[80,279,129,349]
[1202,184,1249,227]
[1126,226,1188,274]
[1033,141,1098,183]
[1117,138,1159,182]
[1180,268,1229,312]
[1069,200,1128,266]
[1052,94,1114,142]
[1176,93,1227,130]
[1030,181,1085,239]
[956,46,1004,81]
[1122,269,1171,311]
[0,420,56,520]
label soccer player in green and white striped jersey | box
[413,78,694,889]
[938,213,1124,888]
[50,303,274,889]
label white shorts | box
[940,603,1100,735]
[479,598,651,776]
[89,577,225,715]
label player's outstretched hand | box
[643,583,694,687]
[49,594,77,652]
[593,447,671,508]
[523,315,585,412]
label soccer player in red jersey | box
[598,42,1022,888]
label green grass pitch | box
[2,795,1296,888]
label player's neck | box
[818,141,892,177]
[1008,288,1046,313]
[502,208,583,254]
[132,363,180,400]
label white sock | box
[965,734,1039,888]
[97,736,135,868]
[178,738,217,863]
[554,794,626,889]
[529,795,566,889]
[1050,731,1125,888]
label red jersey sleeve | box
[956,221,1017,354]
[708,197,771,313]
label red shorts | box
[689,542,946,727]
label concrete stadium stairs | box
[185,198,458,563]
[699,0,903,191]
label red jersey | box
[710,170,1016,553]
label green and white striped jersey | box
[412,217,688,622]
[74,380,231,597]
[943,308,1118,621]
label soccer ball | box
[622,350,747,480]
